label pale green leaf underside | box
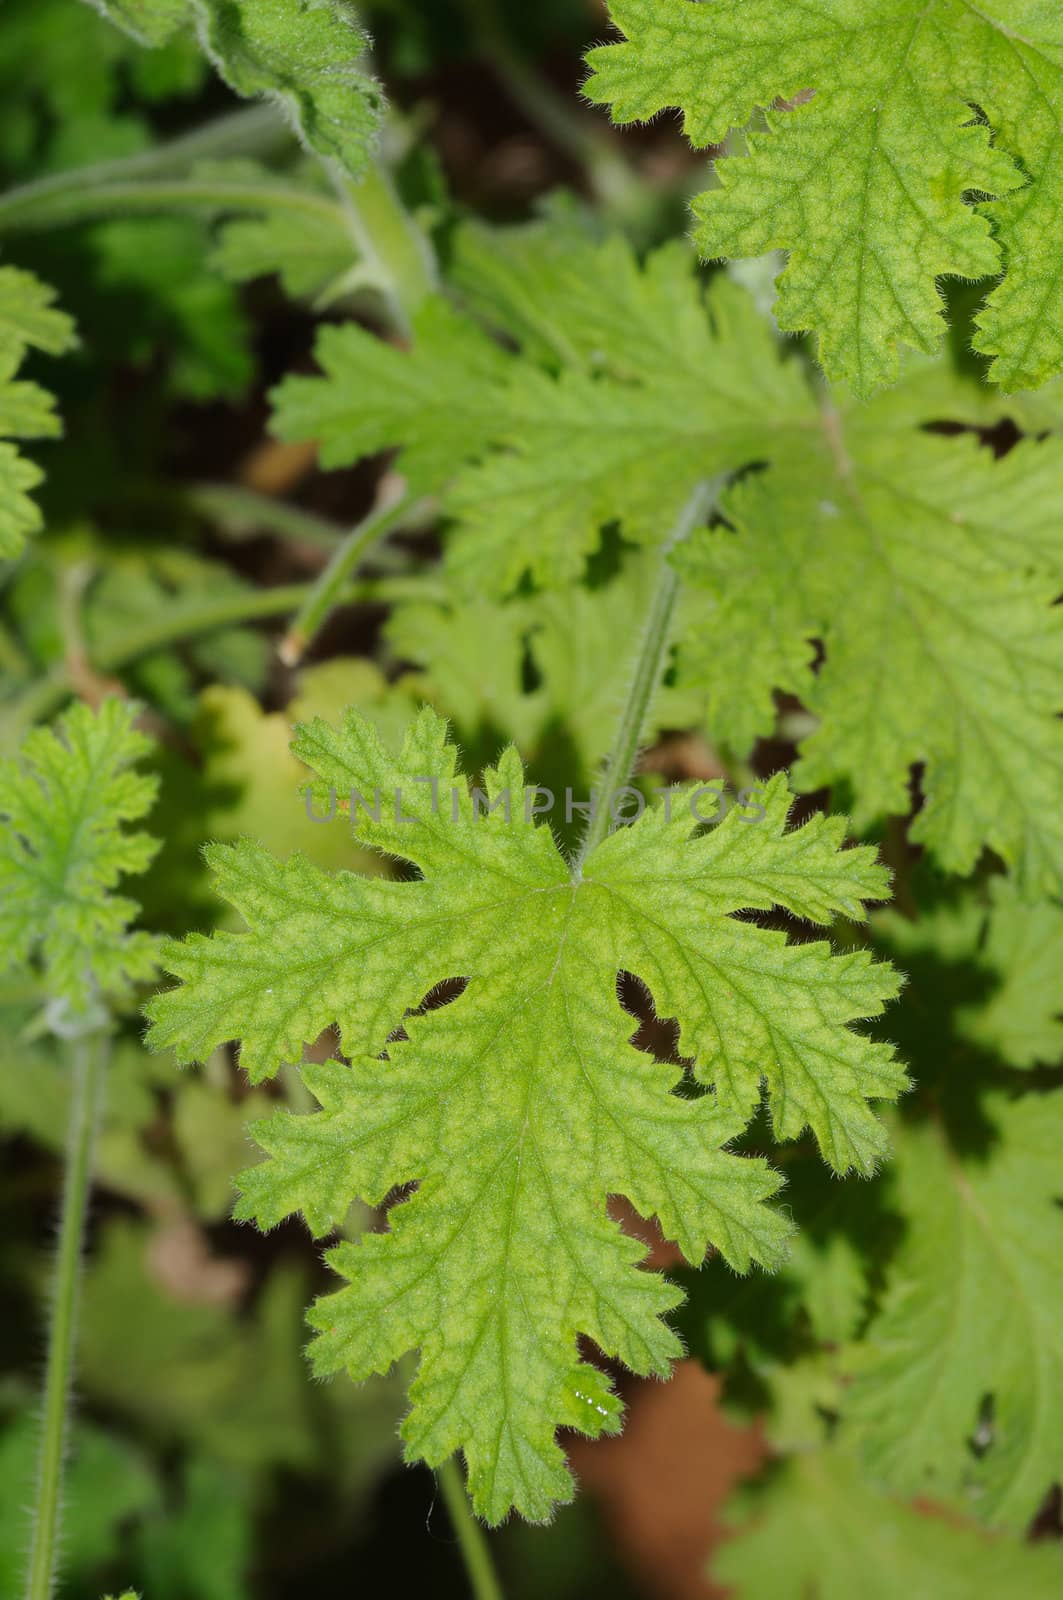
[85,0,383,178]
[146,709,900,1521]
[713,1447,1063,1598]
[676,384,1063,897]
[586,0,1063,396]
[0,267,76,557]
[0,698,158,1013]
[271,232,812,593]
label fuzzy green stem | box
[0,176,345,235]
[1,571,446,738]
[184,483,349,550]
[437,1456,504,1600]
[25,1030,107,1600]
[0,104,287,235]
[573,481,718,874]
[87,576,439,668]
[186,484,429,567]
[329,161,438,336]
[279,487,433,664]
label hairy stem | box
[329,159,439,336]
[25,1030,107,1600]
[437,1456,504,1600]
[0,104,288,233]
[0,176,345,235]
[1,571,447,738]
[573,481,718,874]
[279,486,434,665]
[185,483,350,550]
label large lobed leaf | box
[273,218,1063,900]
[146,708,901,1521]
[675,379,1063,898]
[586,0,1063,396]
[271,230,812,593]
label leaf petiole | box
[573,478,720,872]
[437,1455,505,1600]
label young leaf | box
[676,390,1063,897]
[146,709,901,1523]
[713,1447,1063,1599]
[586,0,1063,396]
[842,1089,1063,1531]
[85,0,384,178]
[0,267,76,558]
[193,0,383,180]
[0,697,159,1015]
[271,233,812,592]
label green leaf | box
[842,1089,1063,1530]
[79,542,269,720]
[272,232,812,593]
[210,207,353,299]
[0,268,76,558]
[586,0,1063,396]
[82,0,190,48]
[878,877,1063,1071]
[84,0,383,178]
[171,1075,273,1220]
[146,708,901,1523]
[273,295,512,486]
[0,268,78,364]
[385,548,706,773]
[676,384,1063,896]
[191,670,411,873]
[712,1447,1063,1599]
[91,216,253,400]
[0,698,159,1015]
[136,1461,252,1600]
[2,0,205,178]
[193,0,383,180]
